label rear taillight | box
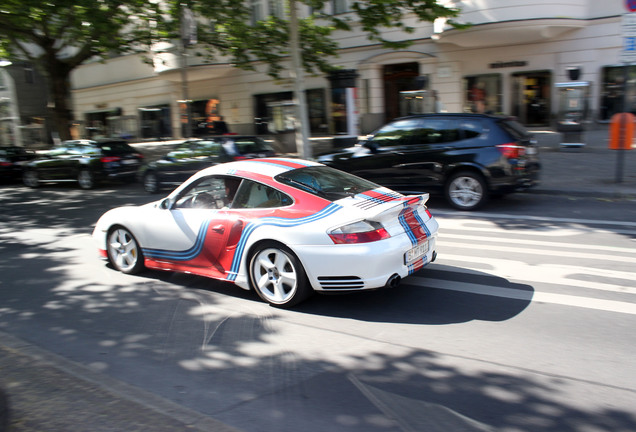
[0,161,12,167]
[328,220,390,244]
[101,156,121,163]
[496,143,526,159]
[134,153,144,159]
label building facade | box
[70,0,632,142]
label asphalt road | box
[1,182,635,431]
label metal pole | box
[618,64,630,183]
[179,40,192,139]
[288,0,311,159]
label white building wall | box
[70,0,630,139]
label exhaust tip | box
[386,274,401,289]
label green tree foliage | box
[0,0,463,140]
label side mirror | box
[159,198,173,210]
[363,140,379,153]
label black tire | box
[23,169,39,188]
[248,242,312,307]
[445,171,488,211]
[106,226,145,274]
[143,171,161,194]
[78,169,95,190]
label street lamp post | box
[288,0,312,159]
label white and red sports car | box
[92,158,439,307]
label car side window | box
[409,119,459,144]
[369,119,422,148]
[174,176,230,209]
[197,140,222,157]
[232,180,292,209]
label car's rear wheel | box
[23,169,39,188]
[143,171,160,193]
[78,169,95,189]
[107,227,144,274]
[445,171,488,211]
[248,242,311,307]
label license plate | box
[526,147,537,155]
[121,159,137,165]
[405,240,428,264]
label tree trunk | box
[46,61,74,142]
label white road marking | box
[409,277,636,315]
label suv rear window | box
[498,119,532,140]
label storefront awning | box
[434,19,586,48]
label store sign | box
[488,61,527,69]
[627,0,636,12]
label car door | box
[353,117,455,190]
[137,176,242,279]
[35,144,78,180]
[385,117,461,192]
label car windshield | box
[276,166,379,201]
[224,137,273,155]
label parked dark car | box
[23,139,144,189]
[0,146,37,181]
[317,113,540,210]
[140,135,277,193]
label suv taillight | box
[496,143,525,159]
[101,156,121,163]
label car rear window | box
[98,141,135,155]
[276,166,379,201]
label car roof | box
[193,158,323,180]
[393,113,512,121]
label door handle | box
[212,224,225,234]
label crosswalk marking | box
[407,277,636,315]
[440,233,636,255]
[417,213,636,315]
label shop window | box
[599,65,636,121]
[333,0,350,14]
[464,74,502,114]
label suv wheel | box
[445,171,487,211]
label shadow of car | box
[317,114,541,211]
[140,136,277,193]
[22,139,144,189]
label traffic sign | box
[621,13,636,62]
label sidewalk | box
[0,331,240,432]
[526,128,636,199]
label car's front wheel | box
[143,171,160,194]
[445,171,488,211]
[107,227,144,274]
[23,169,39,188]
[248,242,311,307]
[78,169,95,189]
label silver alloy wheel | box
[107,228,142,274]
[448,175,485,210]
[23,170,39,188]
[250,247,299,305]
[78,170,94,189]
[144,172,158,193]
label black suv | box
[23,139,144,189]
[317,114,540,210]
[141,136,276,193]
